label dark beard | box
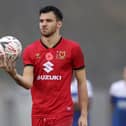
[42,33,53,37]
[41,29,56,37]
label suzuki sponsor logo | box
[37,75,62,80]
[43,61,54,73]
[39,61,62,80]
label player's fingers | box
[78,118,87,126]
[0,55,2,66]
[5,57,16,74]
[78,122,87,126]
[0,54,6,68]
[12,61,16,68]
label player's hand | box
[78,114,87,126]
[0,55,17,77]
[0,54,7,69]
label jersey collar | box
[40,37,62,49]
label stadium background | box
[0,0,126,126]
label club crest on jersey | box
[56,50,66,59]
[45,52,53,61]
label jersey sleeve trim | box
[24,64,34,67]
[73,65,85,70]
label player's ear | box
[57,21,62,28]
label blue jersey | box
[110,80,126,126]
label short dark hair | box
[39,5,63,21]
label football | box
[0,44,5,57]
[0,36,22,61]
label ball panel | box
[0,36,22,61]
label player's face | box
[39,12,62,37]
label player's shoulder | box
[110,80,124,89]
[110,80,126,96]
[24,39,40,50]
[62,37,81,48]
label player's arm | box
[13,66,34,89]
[0,56,33,89]
[75,68,88,126]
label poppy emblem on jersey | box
[45,52,53,61]
[56,50,66,59]
[35,53,40,58]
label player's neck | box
[41,33,61,48]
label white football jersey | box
[109,80,126,97]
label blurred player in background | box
[0,5,88,126]
[109,66,126,126]
[71,77,93,126]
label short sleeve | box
[22,47,34,66]
[72,44,85,70]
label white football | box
[0,44,5,57]
[0,36,22,61]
